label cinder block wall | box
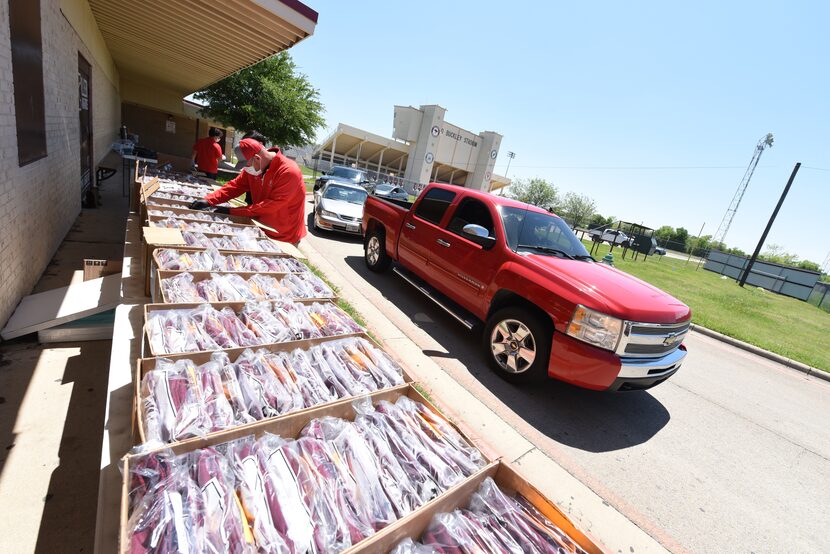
[0,0,120,327]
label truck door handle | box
[405,222,416,230]
[436,239,451,248]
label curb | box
[690,324,830,384]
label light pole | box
[505,151,515,178]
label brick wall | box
[0,0,120,327]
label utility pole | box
[713,133,774,248]
[505,151,515,178]
[499,151,515,196]
[739,162,801,287]
[686,222,705,265]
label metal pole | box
[739,162,801,287]
[686,222,705,265]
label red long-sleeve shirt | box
[205,148,307,244]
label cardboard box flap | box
[1,274,121,340]
[142,226,185,247]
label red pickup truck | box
[362,184,691,391]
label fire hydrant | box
[601,253,614,266]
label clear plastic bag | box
[469,477,588,554]
[232,349,285,420]
[288,348,338,406]
[189,447,256,553]
[394,396,485,477]
[211,351,256,426]
[301,417,397,533]
[189,304,238,350]
[310,343,373,396]
[305,302,363,336]
[228,437,291,552]
[211,273,258,301]
[274,301,320,340]
[146,309,213,355]
[217,307,260,347]
[160,272,201,303]
[240,302,294,344]
[127,461,200,553]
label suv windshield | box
[323,184,368,204]
[500,206,591,259]
[330,167,364,181]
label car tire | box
[483,306,551,384]
[364,229,391,272]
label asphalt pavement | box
[302,198,830,553]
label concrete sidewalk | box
[299,235,671,553]
[0,153,128,554]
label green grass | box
[584,241,830,371]
[303,259,380,344]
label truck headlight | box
[566,305,623,351]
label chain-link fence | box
[310,158,427,197]
[808,281,830,313]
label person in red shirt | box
[191,128,224,179]
[189,138,308,245]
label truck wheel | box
[365,230,391,272]
[483,307,551,383]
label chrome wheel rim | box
[367,236,381,265]
[490,318,536,374]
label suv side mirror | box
[462,224,496,249]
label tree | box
[508,178,559,208]
[798,260,820,272]
[559,192,596,229]
[194,52,325,147]
[654,225,674,242]
[760,243,798,266]
[587,213,615,229]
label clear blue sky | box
[290,1,829,265]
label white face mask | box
[243,166,261,176]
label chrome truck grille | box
[615,320,691,358]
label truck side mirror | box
[462,224,496,249]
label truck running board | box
[392,267,479,330]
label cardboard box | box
[144,204,253,225]
[83,259,123,281]
[344,459,605,554]
[120,384,603,553]
[147,213,266,236]
[153,269,335,304]
[134,332,412,444]
[120,384,492,553]
[142,299,360,358]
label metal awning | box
[89,0,318,93]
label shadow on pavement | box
[343,255,671,453]
[34,341,109,554]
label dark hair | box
[209,128,222,137]
[242,130,267,144]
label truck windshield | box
[500,206,591,259]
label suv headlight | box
[566,305,623,351]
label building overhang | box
[89,0,317,104]
[313,123,410,168]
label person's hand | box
[213,206,231,215]
[189,200,210,211]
